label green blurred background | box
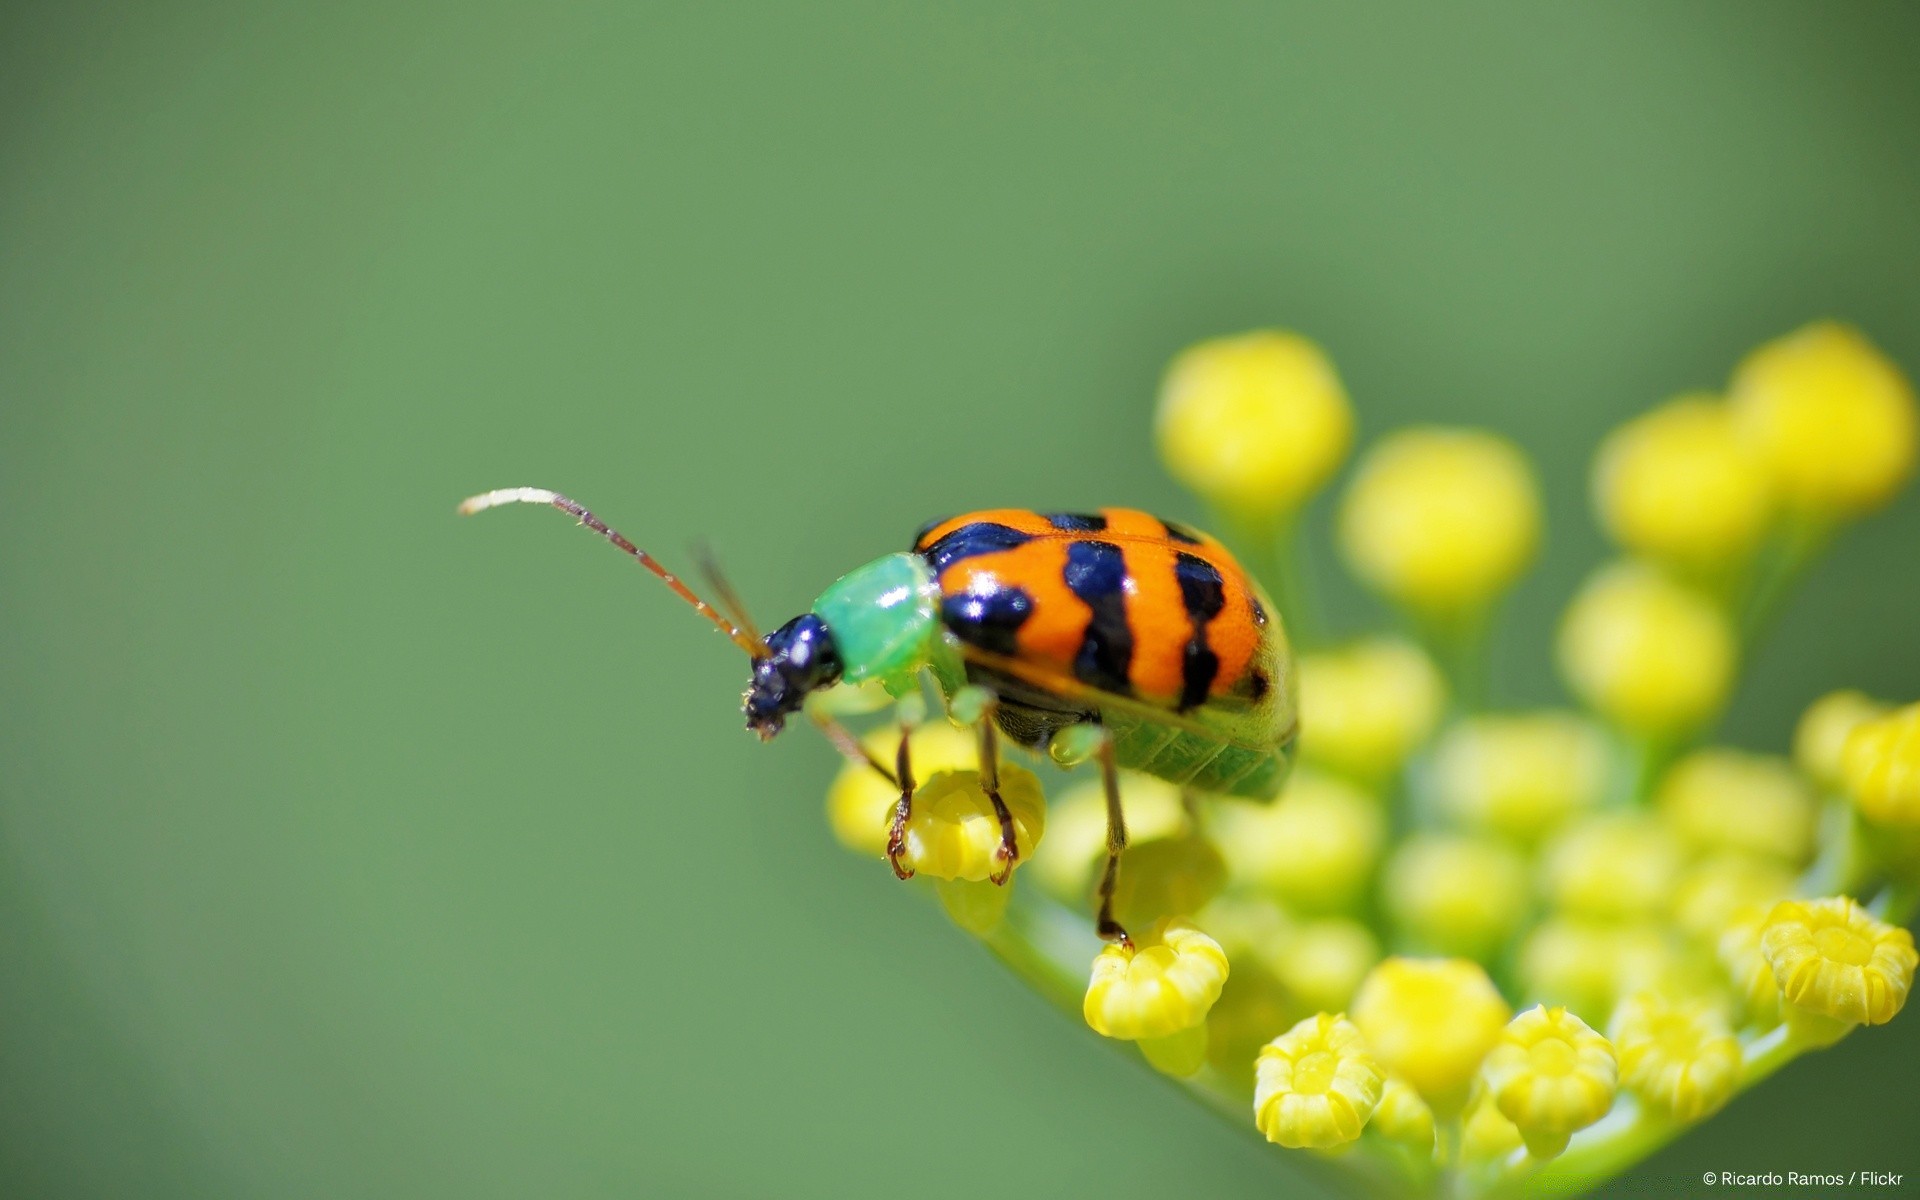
[4,3,1918,1197]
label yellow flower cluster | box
[812,323,1920,1196]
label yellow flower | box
[1337,428,1543,618]
[1027,771,1186,902]
[1212,770,1384,913]
[1656,748,1817,865]
[1593,394,1775,571]
[1350,957,1510,1114]
[1370,1075,1435,1154]
[1155,330,1354,521]
[824,722,978,856]
[1253,1014,1385,1150]
[1542,814,1684,921]
[1671,854,1796,943]
[1481,1006,1617,1160]
[1382,833,1531,959]
[1521,919,1688,1026]
[1760,897,1918,1027]
[1557,561,1736,738]
[1432,711,1608,843]
[1796,689,1888,793]
[1261,917,1382,1015]
[1084,918,1230,1041]
[1718,911,1783,1030]
[1609,992,1741,1122]
[1729,321,1918,520]
[896,766,1045,881]
[1297,638,1447,783]
[1841,702,1920,826]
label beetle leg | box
[974,707,1020,886]
[1093,731,1132,948]
[885,725,916,880]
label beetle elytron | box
[460,488,1298,944]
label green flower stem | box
[1419,609,1491,715]
[1739,515,1833,649]
[1221,511,1326,650]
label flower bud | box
[1671,854,1795,943]
[1593,394,1774,571]
[1761,896,1917,1027]
[1840,701,1920,827]
[1796,689,1888,793]
[824,722,978,856]
[1253,1014,1385,1150]
[1481,1005,1618,1159]
[1729,321,1918,520]
[1382,833,1531,960]
[1558,562,1735,738]
[1028,772,1185,903]
[1084,918,1230,1041]
[1541,814,1684,921]
[897,766,1045,881]
[1212,770,1384,913]
[1432,711,1608,842]
[1350,957,1510,1114]
[1718,911,1783,1030]
[1522,918,1687,1027]
[1370,1076,1435,1154]
[1297,638,1446,783]
[1155,330,1354,520]
[1656,748,1817,865]
[1608,992,1741,1122]
[1337,428,1542,618]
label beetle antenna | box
[459,487,768,660]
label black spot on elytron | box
[1158,516,1204,545]
[1044,511,1107,532]
[919,522,1034,573]
[1250,595,1268,626]
[941,587,1033,657]
[1063,540,1134,695]
[911,515,956,550]
[1174,552,1226,710]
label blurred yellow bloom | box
[1481,1005,1618,1159]
[1671,854,1796,943]
[1084,918,1230,1041]
[1370,1075,1435,1154]
[1461,1086,1525,1163]
[1253,1013,1385,1150]
[896,766,1045,881]
[1432,711,1608,843]
[1796,689,1888,794]
[1337,428,1542,618]
[1155,330,1354,520]
[1542,814,1684,921]
[1558,561,1735,738]
[1297,638,1446,783]
[1351,957,1510,1114]
[1521,918,1687,1026]
[1718,911,1783,1030]
[1609,992,1741,1122]
[1841,702,1920,826]
[1656,748,1817,865]
[1027,772,1185,902]
[1729,321,1918,520]
[824,722,978,856]
[1212,770,1384,913]
[1761,897,1917,1027]
[1261,917,1381,1016]
[1109,834,1228,930]
[1382,833,1531,960]
[1196,892,1290,962]
[1594,394,1774,571]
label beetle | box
[460,489,1298,944]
